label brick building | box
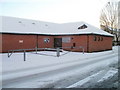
[0,16,113,53]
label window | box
[94,36,97,41]
[62,37,71,43]
[98,37,100,41]
[78,24,87,29]
[101,37,103,41]
[44,38,50,43]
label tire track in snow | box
[2,53,117,88]
[43,62,117,88]
[66,68,118,88]
[67,70,104,88]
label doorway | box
[54,38,62,48]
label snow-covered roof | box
[0,16,113,36]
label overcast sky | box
[0,0,118,28]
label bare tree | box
[100,1,120,45]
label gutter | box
[0,32,114,37]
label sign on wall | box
[44,38,50,43]
[62,37,71,43]
[19,40,23,43]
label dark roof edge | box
[0,32,113,37]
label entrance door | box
[54,38,62,48]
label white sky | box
[0,0,118,28]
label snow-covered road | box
[1,46,119,88]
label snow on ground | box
[1,46,118,73]
[67,67,118,88]
[67,70,104,88]
[97,68,118,82]
[1,46,119,88]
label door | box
[54,38,62,48]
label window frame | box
[94,36,97,41]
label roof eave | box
[0,32,114,37]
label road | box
[2,50,118,89]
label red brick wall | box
[37,36,54,48]
[1,34,113,53]
[88,35,113,52]
[1,34,54,53]
[54,35,88,52]
[1,34,37,52]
